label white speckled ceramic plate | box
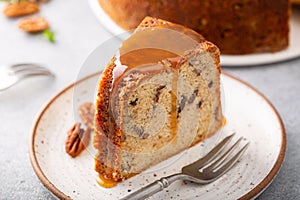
[89,0,300,67]
[30,72,285,200]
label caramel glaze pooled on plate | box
[96,174,117,188]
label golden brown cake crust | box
[94,17,221,182]
[94,58,117,180]
[99,0,290,55]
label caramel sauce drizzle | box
[170,69,179,142]
[111,27,200,86]
[222,117,227,127]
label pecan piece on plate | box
[78,102,95,131]
[3,2,39,18]
[18,16,49,33]
[65,123,91,158]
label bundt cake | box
[98,0,290,55]
[94,17,223,187]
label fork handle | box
[120,173,182,200]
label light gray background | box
[0,1,299,199]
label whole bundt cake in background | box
[94,17,223,187]
[98,0,290,55]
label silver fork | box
[121,133,249,200]
[0,63,54,91]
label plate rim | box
[29,72,286,200]
[88,0,300,67]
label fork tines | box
[183,133,250,181]
[11,63,53,75]
[204,136,249,174]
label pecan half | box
[18,16,49,33]
[78,102,95,131]
[65,123,91,158]
[3,2,39,18]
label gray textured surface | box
[0,1,299,199]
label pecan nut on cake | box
[94,17,223,187]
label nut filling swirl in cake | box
[94,17,222,187]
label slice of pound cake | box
[94,17,223,187]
